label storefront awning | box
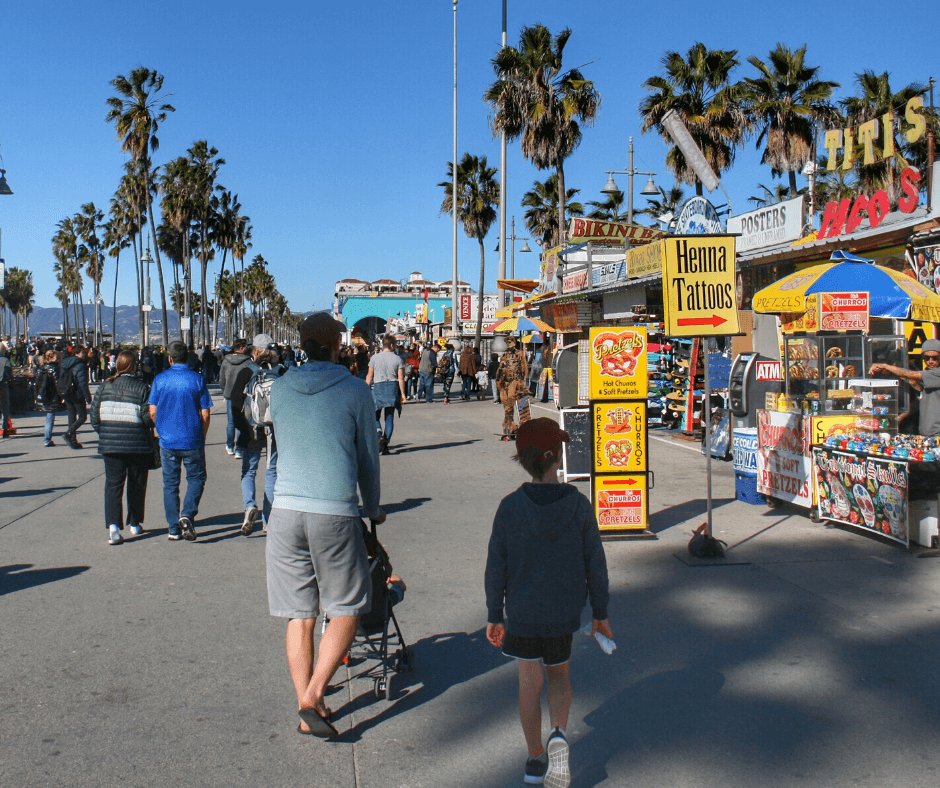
[496,278,539,293]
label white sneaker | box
[108,525,123,546]
[129,524,144,536]
[225,447,235,456]
[544,729,570,788]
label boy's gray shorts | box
[265,509,372,619]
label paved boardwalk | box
[3,388,940,787]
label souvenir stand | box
[752,252,940,546]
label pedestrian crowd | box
[2,322,597,788]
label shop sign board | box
[674,196,724,235]
[593,474,648,531]
[733,427,758,476]
[819,291,869,332]
[662,236,739,336]
[902,319,940,363]
[592,260,627,287]
[813,447,908,545]
[568,217,664,247]
[755,360,782,381]
[627,239,665,278]
[563,269,588,293]
[553,302,580,332]
[587,327,648,400]
[539,244,564,294]
[592,401,647,473]
[809,415,854,446]
[727,196,804,252]
[757,409,812,507]
[818,167,922,239]
[908,243,940,295]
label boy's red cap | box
[515,417,569,456]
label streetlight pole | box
[451,0,459,338]
[141,245,153,348]
[602,136,660,227]
[509,216,531,280]
[498,0,508,307]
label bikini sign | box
[819,292,869,332]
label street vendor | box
[869,338,940,436]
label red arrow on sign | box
[676,315,728,328]
[601,478,639,486]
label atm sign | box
[755,361,782,381]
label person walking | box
[36,349,65,446]
[148,341,213,541]
[219,338,252,458]
[487,353,501,403]
[61,346,92,449]
[485,418,612,788]
[496,336,529,440]
[365,334,406,455]
[438,343,456,404]
[405,343,421,400]
[235,334,285,535]
[0,342,13,438]
[266,312,384,738]
[417,341,437,404]
[458,343,477,401]
[90,350,156,546]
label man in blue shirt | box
[149,341,213,541]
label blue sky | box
[0,0,933,314]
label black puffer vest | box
[90,374,154,455]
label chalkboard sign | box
[560,409,591,481]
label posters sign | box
[819,291,870,332]
[662,236,739,336]
[593,475,648,531]
[813,447,908,545]
[727,196,804,252]
[756,410,812,507]
[592,401,647,473]
[587,326,648,400]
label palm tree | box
[244,255,274,336]
[439,153,500,348]
[486,23,601,244]
[741,43,840,197]
[585,190,626,222]
[748,182,796,208]
[635,185,685,224]
[639,42,747,195]
[232,215,252,338]
[186,140,225,346]
[53,217,85,341]
[105,185,136,344]
[106,67,175,346]
[210,190,240,346]
[841,70,927,206]
[0,267,32,340]
[217,269,238,345]
[159,155,200,344]
[75,202,105,345]
[521,174,583,248]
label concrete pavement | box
[3,386,940,787]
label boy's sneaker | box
[524,754,547,785]
[544,729,570,788]
[179,516,197,541]
[241,507,259,536]
[225,447,235,456]
[167,532,182,541]
[108,525,123,546]
[129,524,144,536]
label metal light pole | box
[498,0,508,307]
[451,0,459,338]
[602,136,660,227]
[141,246,153,348]
[508,216,531,280]
[183,263,192,348]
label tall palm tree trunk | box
[556,160,567,244]
[475,237,486,349]
[144,180,169,347]
[112,249,121,345]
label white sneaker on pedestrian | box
[226,447,235,456]
[544,729,570,788]
[108,525,123,546]
[129,524,144,536]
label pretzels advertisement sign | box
[587,327,648,400]
[819,291,870,332]
[662,235,739,336]
[593,475,648,531]
[592,401,647,473]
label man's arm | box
[870,363,924,391]
[200,408,211,439]
[149,404,157,423]
[365,366,375,385]
[397,367,406,400]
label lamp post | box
[451,0,459,338]
[494,216,532,280]
[141,245,153,348]
[183,264,192,348]
[601,136,660,227]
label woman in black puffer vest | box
[90,350,155,546]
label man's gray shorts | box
[265,509,371,619]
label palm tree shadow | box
[331,628,504,742]
[1,563,90,596]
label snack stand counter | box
[756,331,909,520]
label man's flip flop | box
[298,707,337,738]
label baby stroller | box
[336,519,415,700]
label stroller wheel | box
[374,675,393,701]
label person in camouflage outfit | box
[495,336,529,440]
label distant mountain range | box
[21,305,191,344]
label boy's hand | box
[370,508,387,525]
[591,619,613,639]
[486,623,505,648]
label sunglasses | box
[925,354,940,361]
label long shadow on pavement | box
[383,497,432,515]
[648,498,736,534]
[0,563,90,596]
[393,440,481,455]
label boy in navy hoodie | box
[485,418,612,788]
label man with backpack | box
[437,342,456,404]
[236,333,285,536]
[219,338,253,458]
[60,346,92,450]
[417,341,437,404]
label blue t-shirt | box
[148,364,214,450]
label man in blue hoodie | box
[266,312,384,738]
